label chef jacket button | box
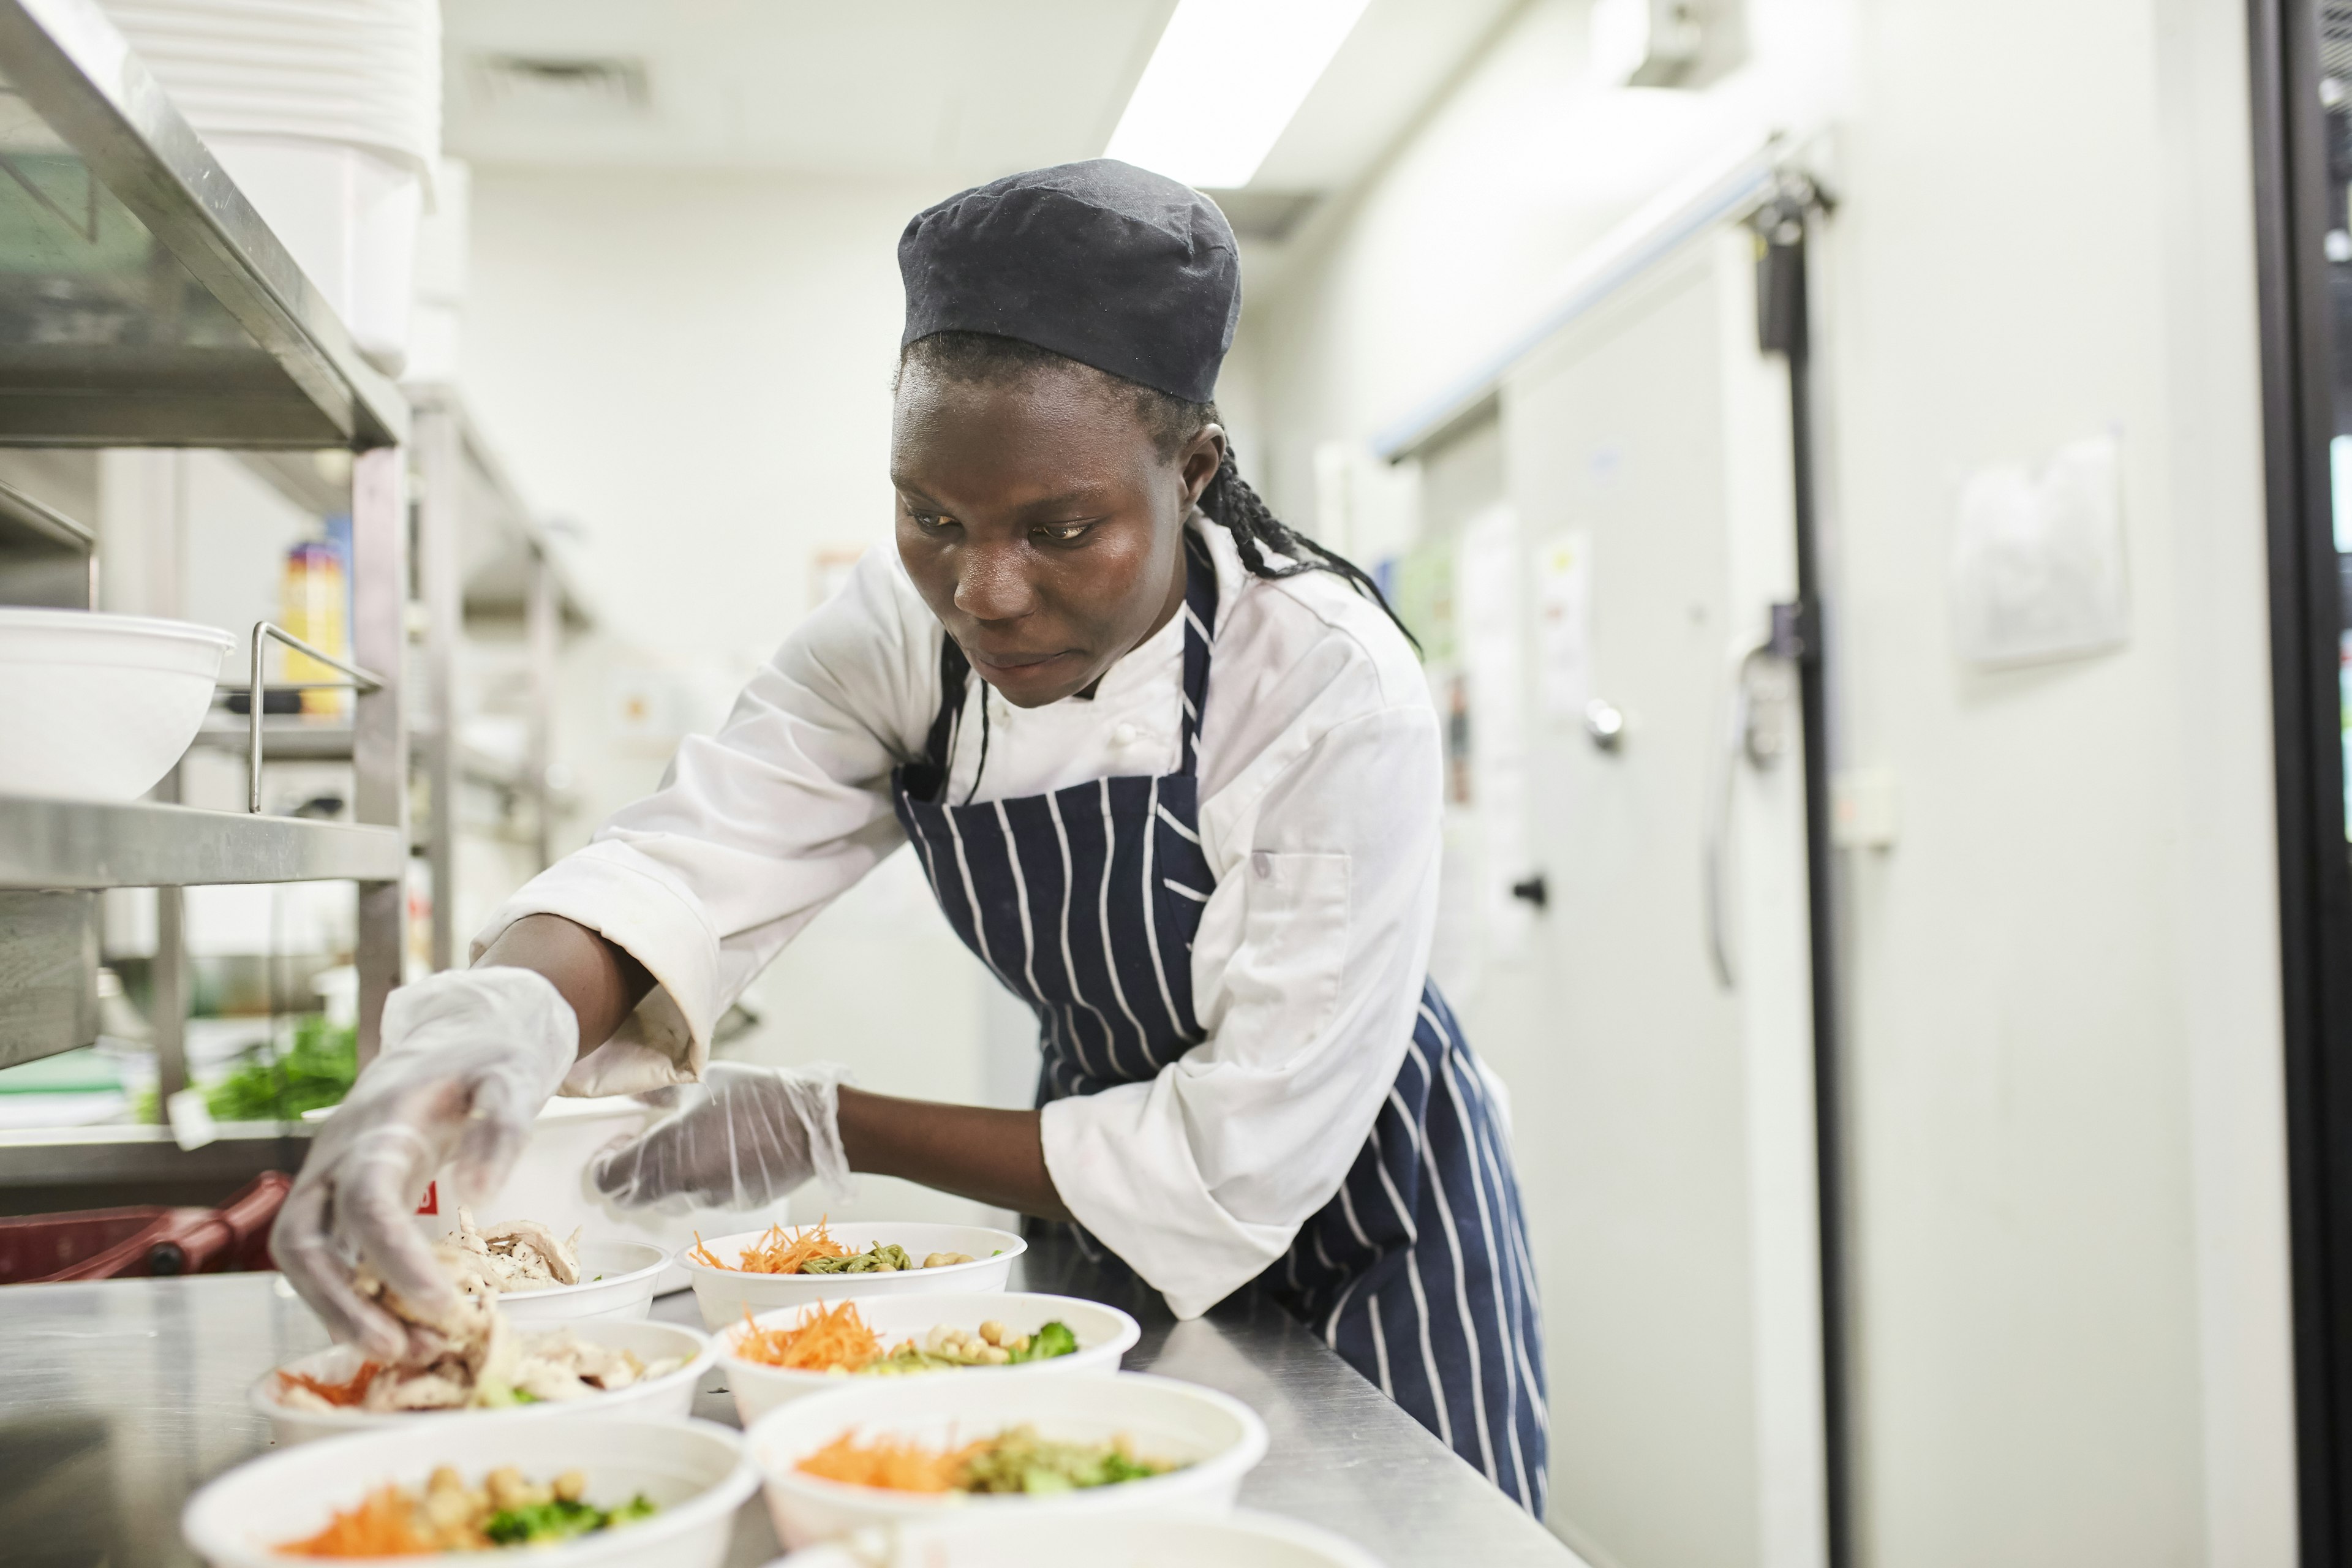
[1113,722,1139,745]
[1251,850,1272,880]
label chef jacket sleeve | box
[470,548,938,1095]
[1037,697,1444,1319]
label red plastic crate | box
[0,1170,290,1284]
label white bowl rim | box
[391,1237,669,1302]
[682,1222,1026,1284]
[497,1238,671,1297]
[0,606,235,646]
[747,1368,1271,1504]
[183,1415,760,1565]
[248,1318,715,1430]
[718,1291,1140,1383]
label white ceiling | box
[442,0,1520,200]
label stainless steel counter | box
[0,1243,1580,1567]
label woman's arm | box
[477,913,656,1052]
[837,1090,1071,1221]
[484,912,1071,1220]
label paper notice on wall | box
[1535,531,1593,720]
[1951,434,2128,667]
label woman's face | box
[891,360,1223,708]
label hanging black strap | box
[923,635,969,772]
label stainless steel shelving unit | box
[0,0,410,1073]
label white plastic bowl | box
[769,1508,1387,1567]
[747,1371,1268,1550]
[183,1416,755,1568]
[251,1317,716,1446]
[0,609,232,801]
[473,1241,671,1324]
[719,1291,1141,1426]
[684,1223,1024,1330]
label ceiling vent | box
[467,55,650,121]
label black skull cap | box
[899,159,1240,405]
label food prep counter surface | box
[0,1238,1580,1566]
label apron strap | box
[1178,524,1218,776]
[909,634,971,804]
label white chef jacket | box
[475,517,1442,1317]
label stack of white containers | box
[98,0,440,372]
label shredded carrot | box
[796,1431,982,1494]
[275,1483,437,1557]
[734,1301,883,1372]
[693,1218,853,1275]
[276,1361,382,1408]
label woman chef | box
[275,161,1548,1512]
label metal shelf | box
[0,0,406,449]
[0,795,405,889]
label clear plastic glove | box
[271,967,577,1359]
[590,1060,853,1211]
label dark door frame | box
[2248,2,2352,1563]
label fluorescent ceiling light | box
[1104,0,1371,189]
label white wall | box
[462,167,962,665]
[460,167,1028,1225]
[1239,0,2294,1564]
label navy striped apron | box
[890,527,1550,1513]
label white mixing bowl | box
[770,1509,1388,1567]
[0,609,232,800]
[684,1222,1024,1330]
[183,1416,755,1568]
[719,1291,1141,1426]
[250,1317,715,1446]
[747,1371,1268,1549]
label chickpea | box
[552,1470,586,1503]
[979,1344,1012,1365]
[979,1319,1009,1347]
[924,1251,975,1268]
[484,1467,529,1510]
[924,1326,954,1354]
[420,1480,477,1534]
[1009,1335,1031,1353]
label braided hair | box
[898,332,1418,650]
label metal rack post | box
[415,404,461,971]
[349,445,409,1068]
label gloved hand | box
[590,1060,853,1211]
[271,967,577,1359]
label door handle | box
[1584,698,1627,752]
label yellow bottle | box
[279,540,347,718]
